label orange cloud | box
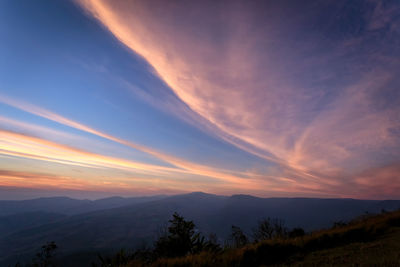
[0,129,179,175]
[1,117,331,196]
[0,169,187,194]
[0,169,98,190]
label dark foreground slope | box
[1,193,399,266]
[136,210,400,267]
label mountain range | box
[1,192,399,266]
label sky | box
[0,0,399,200]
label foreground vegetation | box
[123,210,400,267]
[15,209,400,266]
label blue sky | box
[1,0,399,199]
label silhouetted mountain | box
[0,195,167,216]
[0,192,399,266]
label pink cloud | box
[72,0,400,198]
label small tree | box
[229,225,248,248]
[154,212,203,257]
[272,218,288,239]
[32,241,57,267]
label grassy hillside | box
[290,228,400,266]
[126,210,400,267]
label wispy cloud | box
[75,0,400,198]
[0,169,101,190]
[0,129,180,175]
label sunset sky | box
[1,0,399,200]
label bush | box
[252,218,288,242]
[288,227,305,238]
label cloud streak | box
[0,95,269,190]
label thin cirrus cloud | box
[0,94,271,192]
[76,0,400,198]
[0,125,256,193]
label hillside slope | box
[138,210,400,267]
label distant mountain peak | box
[187,191,211,196]
[230,194,258,199]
